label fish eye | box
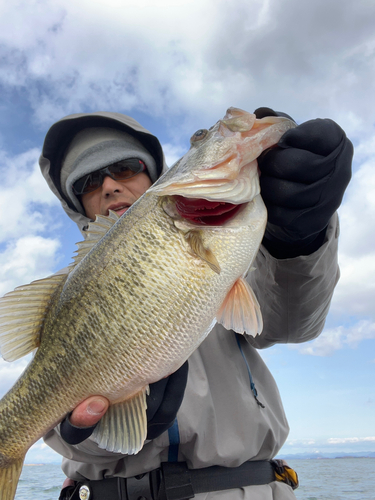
[190,129,208,143]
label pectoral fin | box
[184,230,221,274]
[217,277,263,336]
[0,271,70,361]
[92,387,148,455]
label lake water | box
[288,458,375,500]
[15,458,375,499]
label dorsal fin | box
[0,271,70,361]
[73,210,119,266]
[0,212,120,363]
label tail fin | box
[0,456,24,500]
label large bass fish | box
[0,108,295,500]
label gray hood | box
[39,111,168,234]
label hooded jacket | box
[39,111,167,234]
[41,112,340,500]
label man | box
[40,107,353,500]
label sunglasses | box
[72,159,147,196]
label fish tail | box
[0,454,24,500]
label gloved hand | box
[60,361,189,445]
[254,107,353,258]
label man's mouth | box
[106,204,130,216]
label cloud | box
[0,146,64,296]
[338,158,375,259]
[0,236,61,297]
[0,0,374,140]
[0,356,30,397]
[328,437,375,444]
[0,148,59,243]
[330,155,375,320]
[287,439,316,446]
[280,435,375,456]
[290,320,375,356]
[25,439,62,464]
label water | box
[15,464,66,500]
[14,459,375,499]
[288,459,375,500]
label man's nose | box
[101,174,123,195]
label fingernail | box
[87,399,107,415]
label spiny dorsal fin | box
[73,210,119,266]
[185,230,221,274]
[217,277,263,336]
[92,387,148,455]
[0,271,70,361]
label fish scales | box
[0,107,296,499]
[1,195,248,446]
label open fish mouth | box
[174,196,244,226]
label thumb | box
[70,396,109,428]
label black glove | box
[60,361,189,445]
[254,107,353,259]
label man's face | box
[81,172,152,220]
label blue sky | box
[0,0,374,464]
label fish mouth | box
[173,196,244,226]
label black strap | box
[156,461,276,499]
[69,460,276,500]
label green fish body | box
[0,108,295,500]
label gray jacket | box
[41,112,340,499]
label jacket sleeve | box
[247,213,340,349]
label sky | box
[0,0,374,465]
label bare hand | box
[69,396,109,427]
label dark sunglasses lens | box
[73,172,102,195]
[73,160,146,195]
[110,160,145,179]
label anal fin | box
[92,387,148,455]
[217,277,263,336]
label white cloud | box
[0,147,63,296]
[280,435,375,456]
[0,356,30,397]
[0,0,374,138]
[329,150,375,320]
[338,155,375,258]
[328,437,375,444]
[290,321,375,356]
[0,236,61,296]
[0,148,59,242]
[287,439,316,446]
[25,439,62,464]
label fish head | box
[149,107,295,228]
